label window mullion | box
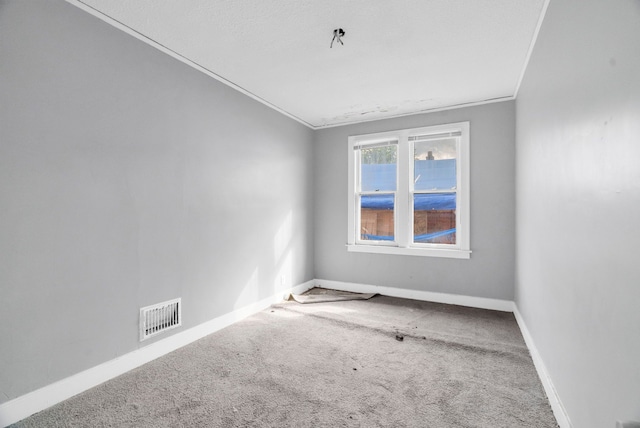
[396,132,410,247]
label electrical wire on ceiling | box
[330,28,345,48]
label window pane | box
[361,145,397,192]
[414,138,456,191]
[360,194,394,241]
[413,193,456,244]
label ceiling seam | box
[314,96,516,130]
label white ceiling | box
[70,0,547,129]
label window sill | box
[346,244,471,259]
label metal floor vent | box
[140,298,181,341]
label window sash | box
[355,192,397,245]
[352,139,398,151]
[408,131,462,142]
[410,191,458,247]
[355,141,398,245]
[409,134,461,248]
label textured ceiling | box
[69,0,547,129]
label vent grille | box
[140,298,181,341]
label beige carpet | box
[13,292,558,427]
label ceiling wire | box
[330,28,345,48]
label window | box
[347,122,470,259]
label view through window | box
[347,122,470,259]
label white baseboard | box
[1,280,569,428]
[513,306,572,428]
[314,279,515,312]
[0,280,314,428]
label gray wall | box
[314,101,516,300]
[0,0,314,403]
[515,0,640,426]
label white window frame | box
[347,121,471,259]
